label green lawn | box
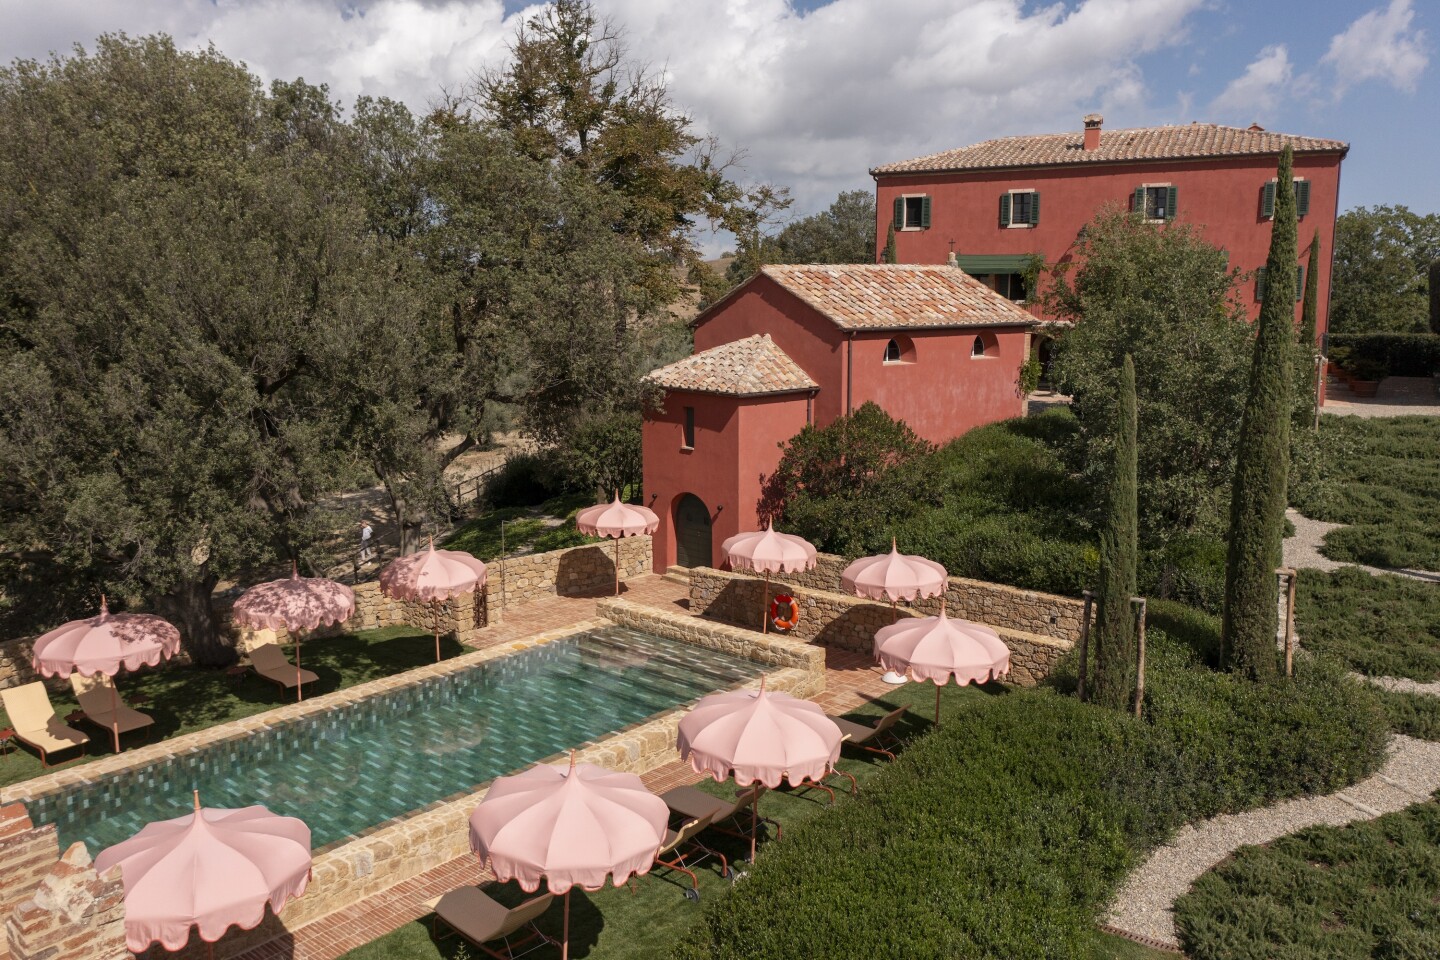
[1291,415,1440,571]
[0,626,447,791]
[442,493,598,561]
[1174,800,1440,959]
[1294,566,1440,682]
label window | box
[882,335,914,364]
[999,190,1039,228]
[979,272,1027,303]
[1134,184,1177,221]
[1254,265,1306,302]
[971,333,998,357]
[1262,178,1311,218]
[893,195,931,231]
[682,406,695,449]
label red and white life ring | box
[769,594,799,631]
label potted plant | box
[1345,357,1386,397]
[1326,346,1351,383]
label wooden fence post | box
[1131,596,1147,719]
[1277,566,1297,677]
[1077,590,1093,702]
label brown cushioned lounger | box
[432,887,556,959]
[71,673,154,752]
[1,681,89,767]
[661,783,780,845]
[649,813,727,900]
[249,643,319,692]
[828,705,908,760]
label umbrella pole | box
[614,537,620,596]
[110,681,120,754]
[563,888,571,960]
[295,640,303,703]
[434,599,442,663]
[751,795,759,863]
[935,683,941,725]
[762,571,770,634]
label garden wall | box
[0,537,655,689]
[766,552,1085,643]
[689,567,1074,686]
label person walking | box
[359,521,374,564]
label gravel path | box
[1323,375,1440,418]
[1104,734,1440,948]
[1283,508,1439,582]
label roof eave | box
[642,382,819,399]
[838,319,1039,333]
[870,144,1350,178]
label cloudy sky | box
[0,0,1433,249]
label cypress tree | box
[1091,353,1139,709]
[1297,234,1321,423]
[883,220,897,264]
[1221,146,1297,680]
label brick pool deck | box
[231,576,895,960]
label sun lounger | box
[649,813,727,900]
[828,706,907,761]
[661,783,781,846]
[249,643,319,693]
[0,681,89,767]
[431,887,556,959]
[70,673,154,749]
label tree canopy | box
[1330,205,1440,334]
[724,189,876,289]
[1044,208,1252,542]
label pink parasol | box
[469,754,667,960]
[575,493,659,596]
[30,597,181,752]
[840,540,948,602]
[95,791,311,958]
[721,525,817,633]
[873,602,1011,723]
[676,678,843,861]
[379,541,488,661]
[232,562,355,701]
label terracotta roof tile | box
[870,123,1348,175]
[645,334,818,397]
[759,264,1037,331]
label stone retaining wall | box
[689,567,1072,686]
[766,552,1085,643]
[0,537,654,690]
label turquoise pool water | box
[28,625,766,854]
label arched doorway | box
[673,494,712,569]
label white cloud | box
[1321,0,1428,95]
[0,0,1212,227]
[1209,44,1292,121]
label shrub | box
[678,623,1387,960]
[1295,566,1440,681]
[1373,687,1440,741]
[1175,802,1440,959]
[483,451,573,507]
[1343,356,1388,381]
[1327,332,1440,377]
[1140,534,1227,615]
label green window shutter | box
[1133,185,1145,215]
[1262,181,1276,219]
[1295,179,1311,217]
[893,196,904,229]
[921,195,932,229]
[1296,265,1305,302]
[1256,266,1268,302]
[1166,186,1178,221]
[999,192,1012,227]
[1029,192,1040,225]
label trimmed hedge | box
[675,628,1386,960]
[1328,332,1440,377]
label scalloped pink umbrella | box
[379,541,488,661]
[575,493,659,595]
[30,596,181,752]
[232,562,355,701]
[469,753,667,960]
[721,524,817,633]
[677,678,842,861]
[841,540,948,682]
[95,791,311,959]
[874,601,1011,723]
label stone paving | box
[227,595,895,960]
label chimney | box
[1083,113,1103,151]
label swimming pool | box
[28,625,766,854]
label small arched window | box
[972,336,986,357]
[882,334,915,364]
[884,339,901,362]
[971,333,998,358]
